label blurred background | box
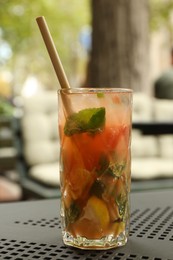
[0,0,173,202]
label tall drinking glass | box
[58,88,132,249]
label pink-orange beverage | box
[58,88,132,249]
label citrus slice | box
[112,221,125,236]
[70,196,110,239]
[86,196,110,229]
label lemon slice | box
[86,196,110,229]
[112,221,125,236]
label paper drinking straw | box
[36,16,70,89]
[36,16,73,115]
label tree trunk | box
[88,0,150,92]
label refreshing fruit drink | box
[58,88,132,249]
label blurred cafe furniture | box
[0,104,22,201]
[0,116,17,173]
[131,92,173,191]
[17,91,61,199]
[0,176,21,202]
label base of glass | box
[63,231,128,250]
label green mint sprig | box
[64,107,105,136]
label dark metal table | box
[0,190,173,260]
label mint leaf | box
[64,107,105,136]
[96,154,109,176]
[116,193,127,220]
[65,202,81,227]
[97,93,104,98]
[90,180,105,198]
[97,155,125,178]
[106,163,125,178]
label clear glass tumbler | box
[58,88,133,249]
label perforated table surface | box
[0,190,173,260]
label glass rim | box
[58,87,133,94]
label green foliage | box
[0,0,90,89]
[0,98,13,116]
[150,0,173,31]
[0,0,90,51]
